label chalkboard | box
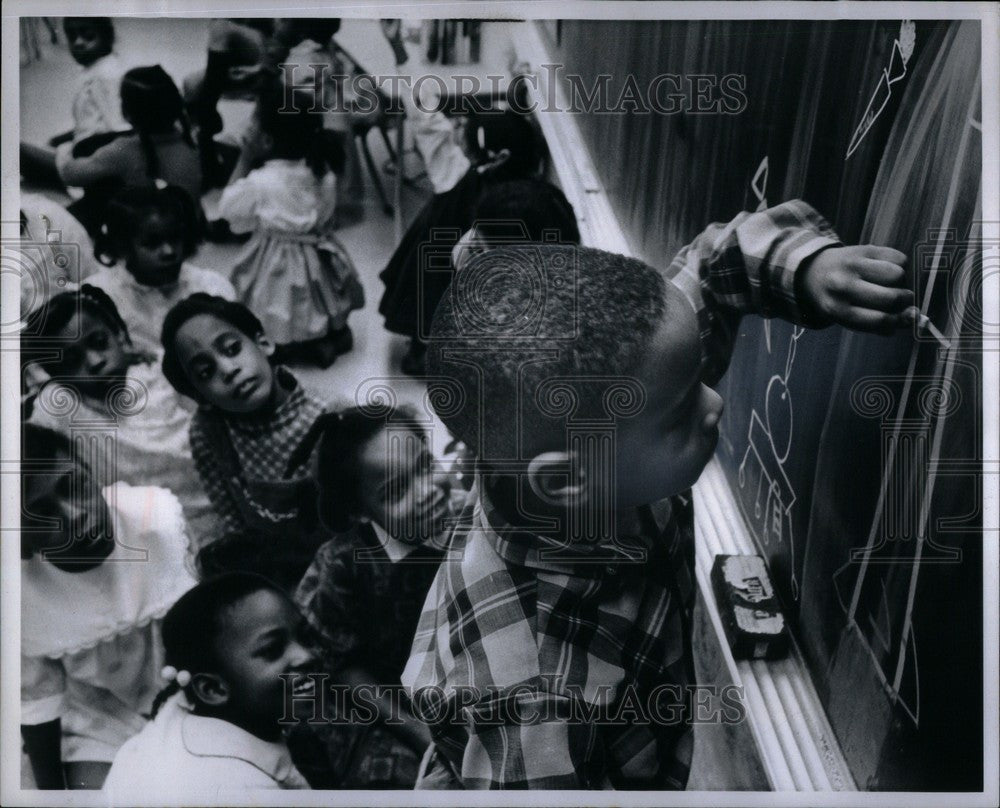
[556,19,983,790]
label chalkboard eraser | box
[710,554,790,660]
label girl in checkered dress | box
[286,405,467,788]
[160,293,332,592]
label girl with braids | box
[102,574,314,799]
[217,77,363,368]
[57,65,203,236]
[86,184,235,354]
[25,285,220,551]
[20,424,195,789]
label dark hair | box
[25,283,130,343]
[315,405,426,532]
[427,244,666,462]
[160,293,267,400]
[471,179,581,247]
[148,572,286,718]
[21,422,74,464]
[465,110,543,181]
[63,17,115,51]
[254,77,333,179]
[120,66,195,180]
[94,184,202,267]
[272,17,342,50]
[21,423,114,570]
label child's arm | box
[56,138,125,188]
[187,415,250,553]
[294,541,360,658]
[665,200,912,384]
[340,665,432,752]
[217,134,267,233]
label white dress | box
[70,52,129,144]
[21,483,197,763]
[103,691,309,802]
[218,159,361,345]
[29,356,220,550]
[86,261,237,354]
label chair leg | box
[358,133,393,216]
[378,124,397,163]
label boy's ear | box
[526,450,587,506]
[190,672,229,708]
[254,332,276,358]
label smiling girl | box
[160,293,331,589]
[287,405,467,788]
[102,573,316,800]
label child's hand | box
[799,245,913,333]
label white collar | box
[176,697,306,787]
[368,520,419,562]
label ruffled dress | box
[20,483,196,762]
[218,159,362,345]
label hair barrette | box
[161,665,192,687]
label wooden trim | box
[512,21,857,792]
[513,22,634,257]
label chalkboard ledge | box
[693,458,857,791]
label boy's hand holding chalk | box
[799,245,913,333]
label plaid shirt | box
[401,201,841,789]
[187,368,327,548]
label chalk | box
[912,309,952,350]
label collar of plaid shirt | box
[405,480,694,694]
[475,479,678,574]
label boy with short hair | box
[402,201,911,789]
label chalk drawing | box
[832,70,979,727]
[846,20,916,159]
[738,326,805,600]
[750,156,774,354]
[737,154,804,599]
